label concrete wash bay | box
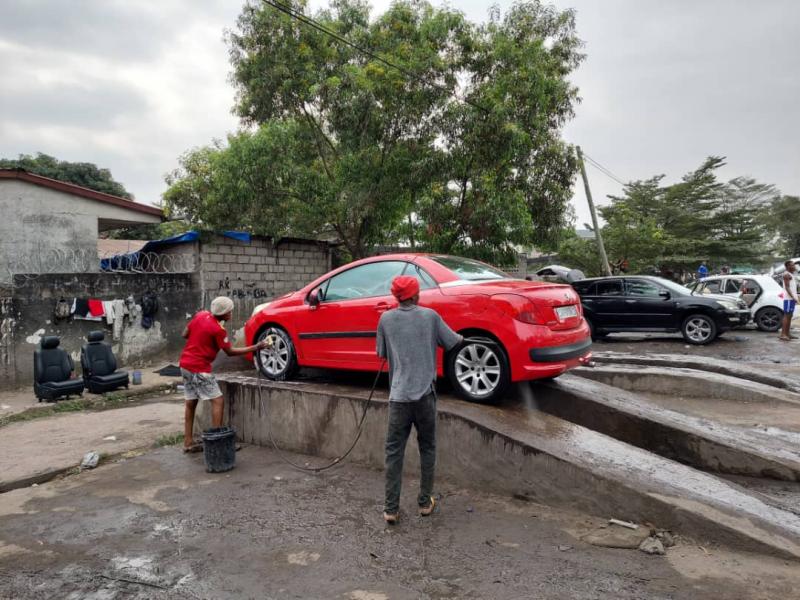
[2,325,800,597]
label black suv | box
[572,276,751,345]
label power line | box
[582,152,627,186]
[260,0,491,114]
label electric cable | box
[582,153,628,186]
[254,345,386,473]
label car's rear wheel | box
[755,306,783,332]
[447,336,510,404]
[255,326,298,381]
[681,314,717,345]
[587,319,607,341]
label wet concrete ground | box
[592,327,800,373]
[2,446,799,600]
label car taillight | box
[492,294,546,325]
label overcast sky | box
[1,0,798,227]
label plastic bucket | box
[202,426,236,473]
[132,370,142,385]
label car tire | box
[755,306,783,332]
[255,326,299,381]
[587,319,606,341]
[446,336,510,404]
[681,314,717,345]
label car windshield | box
[432,256,509,281]
[653,278,693,296]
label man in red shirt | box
[180,296,270,453]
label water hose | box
[254,348,386,474]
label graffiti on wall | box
[217,277,269,300]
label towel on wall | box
[88,299,105,317]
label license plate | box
[555,305,578,320]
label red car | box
[244,254,592,403]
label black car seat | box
[33,336,85,402]
[81,331,130,394]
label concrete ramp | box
[199,374,800,559]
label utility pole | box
[576,146,612,277]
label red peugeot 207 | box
[244,254,592,403]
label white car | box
[687,274,793,332]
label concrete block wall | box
[4,272,200,389]
[199,236,331,326]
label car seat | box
[33,336,85,402]
[81,331,130,394]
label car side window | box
[323,261,407,302]
[401,263,437,290]
[742,279,761,295]
[573,282,595,295]
[725,279,742,294]
[595,281,623,296]
[626,280,662,297]
[699,280,721,294]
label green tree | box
[760,195,800,257]
[165,0,583,261]
[0,152,133,199]
[559,157,774,276]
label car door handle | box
[375,302,391,312]
[625,299,637,304]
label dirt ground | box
[0,399,183,490]
[1,446,798,600]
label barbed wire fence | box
[2,246,196,288]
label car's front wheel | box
[755,306,783,332]
[255,326,298,381]
[681,314,717,345]
[446,336,510,404]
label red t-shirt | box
[179,311,232,373]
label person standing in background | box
[780,261,798,342]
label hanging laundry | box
[111,299,127,341]
[88,299,105,318]
[102,300,115,325]
[73,298,102,321]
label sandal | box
[183,443,203,454]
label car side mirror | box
[308,289,321,308]
[659,290,671,300]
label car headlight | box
[251,301,271,317]
[716,299,739,311]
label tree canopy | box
[0,152,133,199]
[164,0,583,262]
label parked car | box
[244,254,592,403]
[686,274,792,332]
[535,265,586,284]
[572,276,751,345]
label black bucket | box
[202,426,236,473]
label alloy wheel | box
[257,328,290,376]
[757,308,782,332]
[685,317,713,343]
[453,341,502,399]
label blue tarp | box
[100,230,249,271]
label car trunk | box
[440,279,583,331]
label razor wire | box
[2,246,196,287]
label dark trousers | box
[384,392,436,514]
